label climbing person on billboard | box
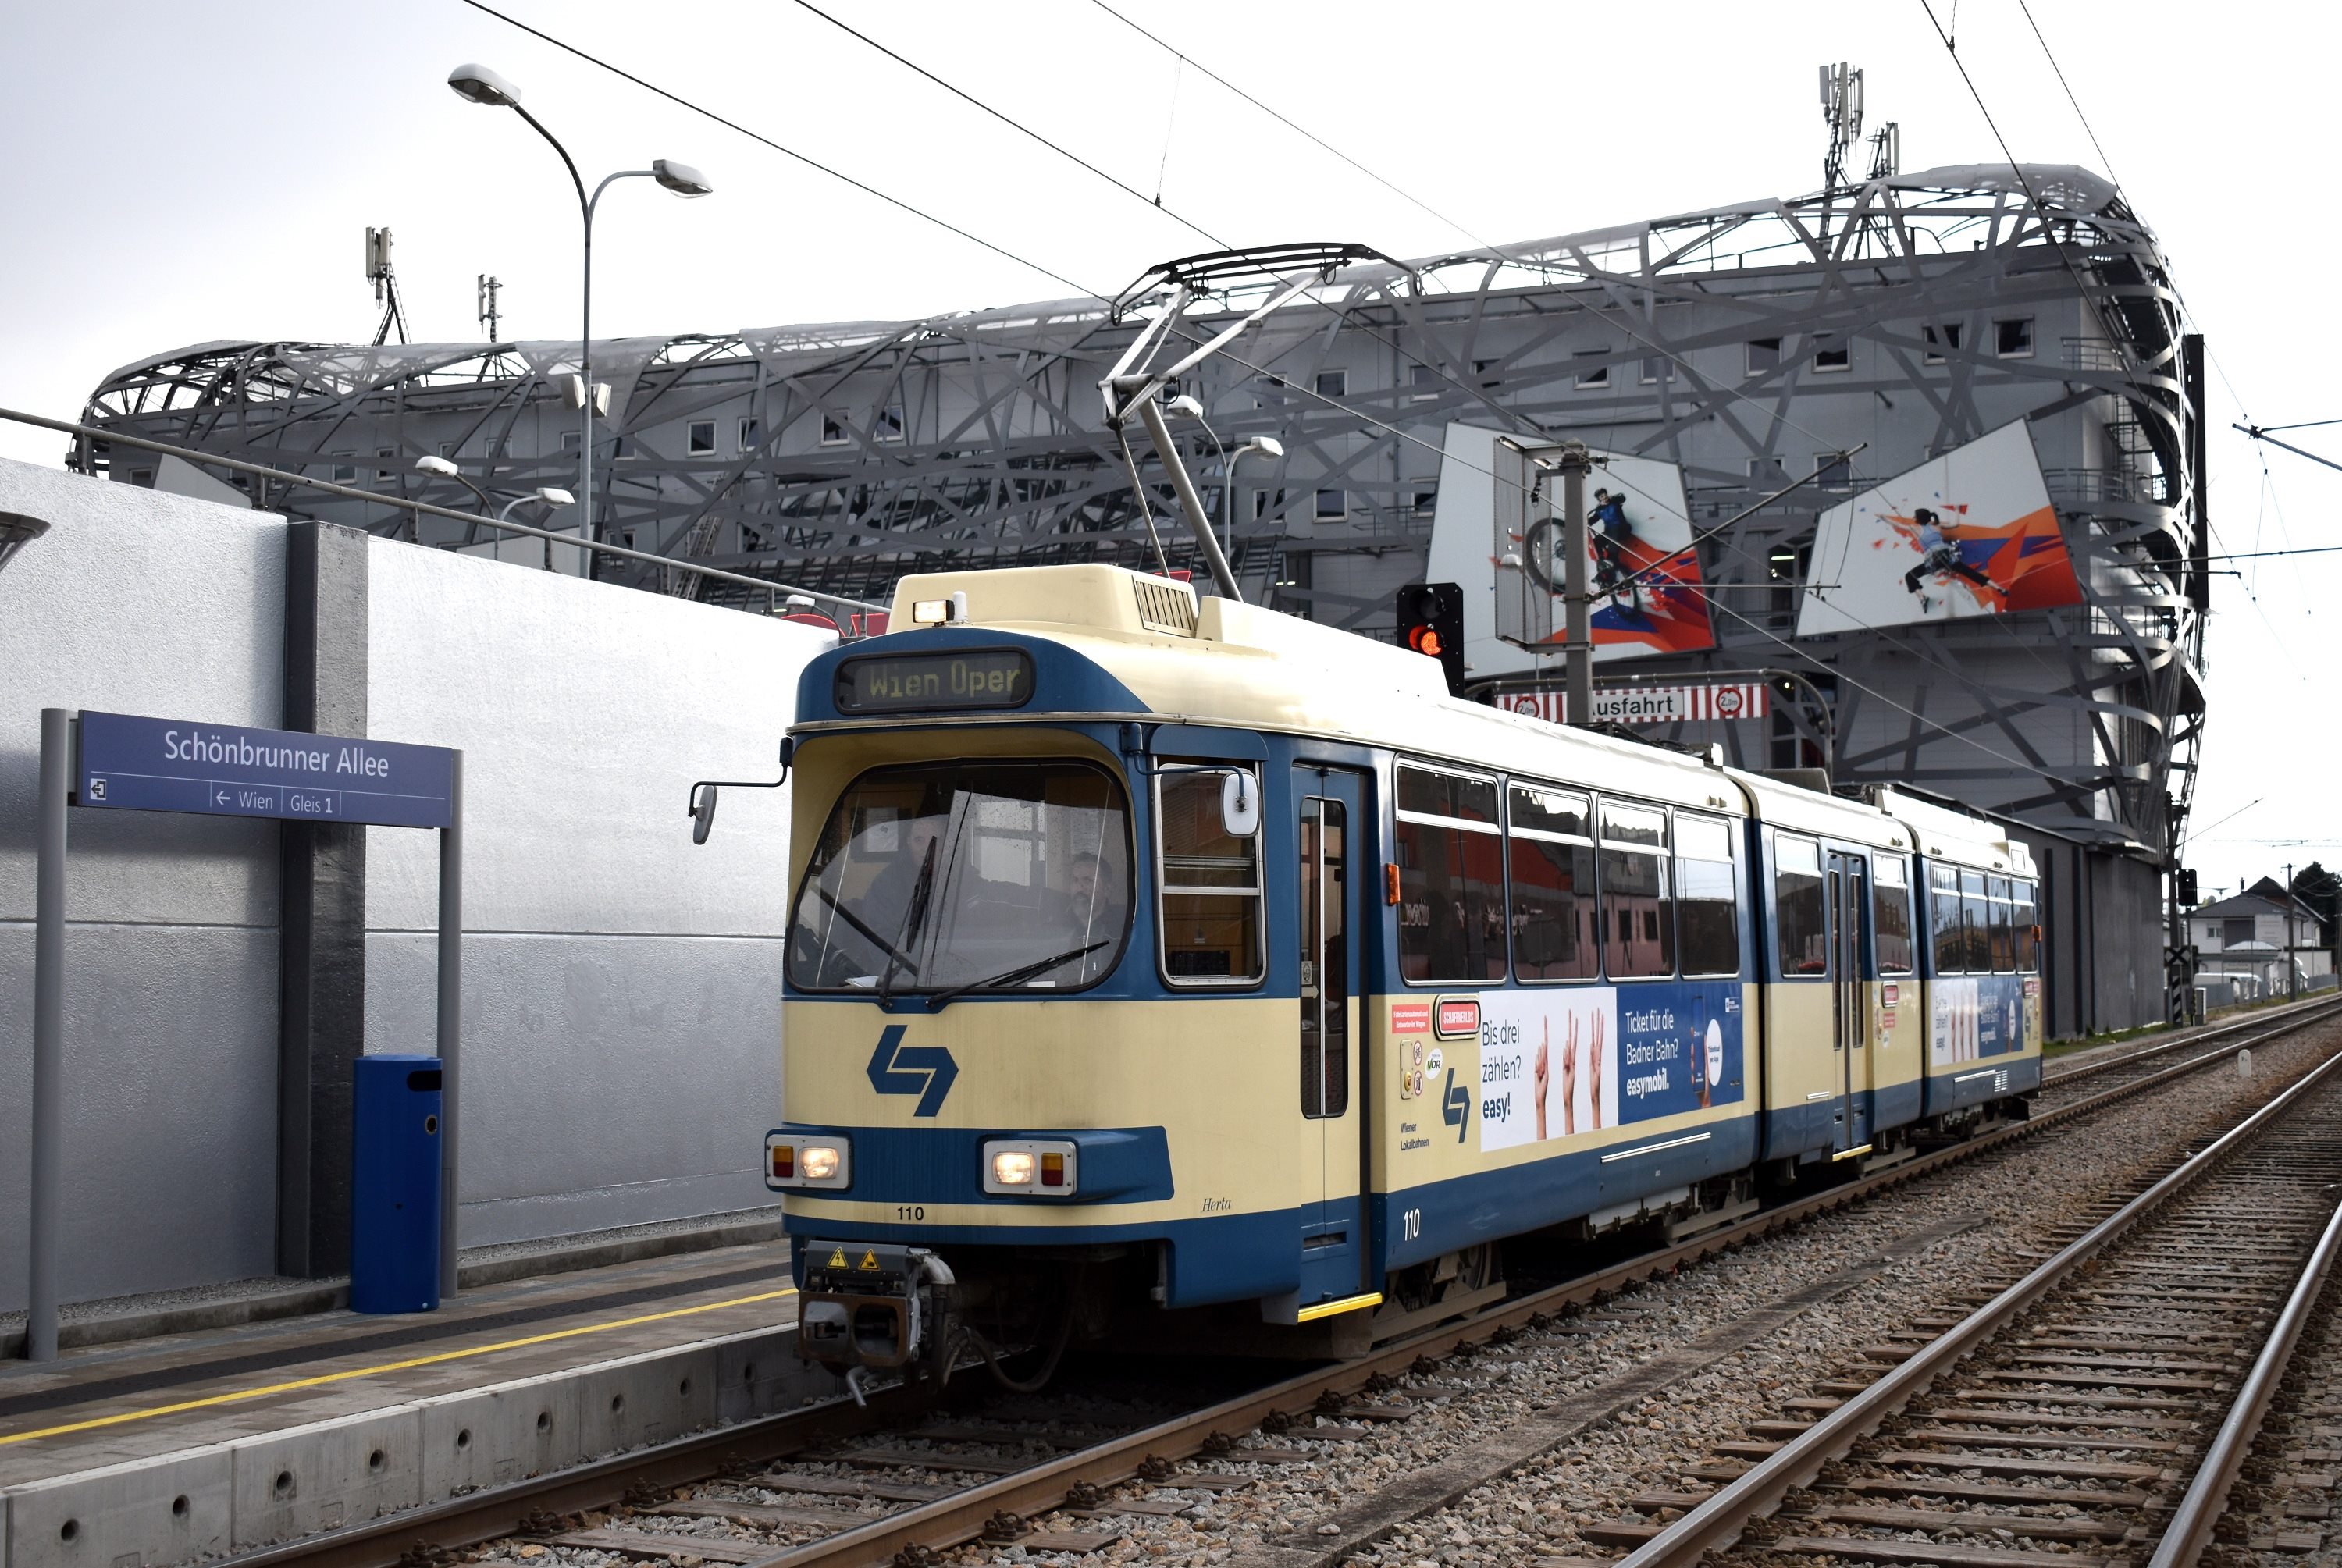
[1586,488,1643,613]
[1899,507,2002,613]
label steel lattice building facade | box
[81,162,2203,892]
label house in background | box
[2188,877,2335,991]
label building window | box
[1746,338,1781,377]
[1474,357,1502,386]
[376,448,397,482]
[1412,489,1437,516]
[1255,489,1281,521]
[1639,356,1678,384]
[1995,317,2034,357]
[436,440,457,459]
[739,417,760,451]
[876,403,906,443]
[1314,368,1347,399]
[1408,363,1439,400]
[820,414,849,446]
[1574,351,1610,389]
[1812,336,1851,372]
[1749,457,1790,485]
[330,460,358,483]
[1314,489,1347,521]
[687,420,716,456]
[1923,322,1963,364]
[130,467,155,487]
[561,431,582,453]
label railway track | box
[1604,1015,2342,1568]
[221,998,2342,1568]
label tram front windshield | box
[787,761,1131,997]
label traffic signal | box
[2175,867,2198,906]
[1395,581,1465,695]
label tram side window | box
[1675,813,1741,976]
[1928,862,1963,974]
[1988,876,2016,972]
[1959,869,1992,972]
[1873,857,1914,974]
[2013,877,2039,972]
[1600,802,1674,978]
[1774,834,1828,976]
[1396,766,1505,982]
[1155,766,1264,984]
[1509,784,1599,980]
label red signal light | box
[1408,626,1443,658]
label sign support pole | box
[1558,442,1594,727]
[27,709,69,1360]
[437,752,464,1300]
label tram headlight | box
[765,1132,850,1190]
[981,1139,1078,1196]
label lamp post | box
[1223,436,1284,562]
[447,64,711,578]
[415,456,574,560]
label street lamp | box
[0,510,50,576]
[447,63,712,578]
[1223,436,1284,560]
[415,454,573,560]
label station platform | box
[0,1235,821,1567]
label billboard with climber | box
[1795,420,2082,637]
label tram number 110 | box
[1399,1208,1422,1242]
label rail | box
[2149,1172,2342,1568]
[220,997,2342,1567]
[1614,1019,2342,1568]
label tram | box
[741,563,2040,1382]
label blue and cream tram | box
[756,564,2039,1378]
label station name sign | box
[76,710,456,829]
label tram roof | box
[884,564,2031,875]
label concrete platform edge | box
[1,1322,833,1566]
[0,1212,790,1360]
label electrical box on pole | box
[1395,581,1465,695]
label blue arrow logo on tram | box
[867,1024,959,1117]
[1441,1067,1469,1143]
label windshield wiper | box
[813,883,915,971]
[877,838,939,1004]
[927,940,1112,1008]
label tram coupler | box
[795,1240,956,1378]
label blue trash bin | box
[351,1054,443,1314]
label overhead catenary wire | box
[450,2,2111,793]
[457,0,1106,303]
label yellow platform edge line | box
[1295,1290,1383,1324]
[0,1286,799,1447]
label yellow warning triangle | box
[826,1247,849,1269]
[859,1250,881,1271]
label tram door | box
[1827,851,1872,1154]
[1296,767,1367,1307]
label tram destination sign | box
[75,710,456,829]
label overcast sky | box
[2,1,2333,902]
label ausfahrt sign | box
[75,710,456,829]
[1498,681,1768,727]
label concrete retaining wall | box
[0,457,824,1310]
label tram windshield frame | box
[785,759,1134,1000]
